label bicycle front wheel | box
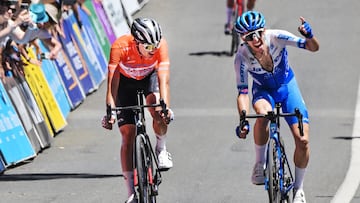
[266,138,282,203]
[135,134,156,203]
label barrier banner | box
[62,11,104,88]
[52,42,85,109]
[2,77,42,153]
[83,0,111,61]
[101,0,130,37]
[15,77,52,149]
[36,40,71,119]
[137,0,149,8]
[21,62,54,137]
[121,0,140,16]
[0,80,36,166]
[0,155,5,173]
[59,18,95,95]
[22,48,67,134]
[77,5,108,75]
[92,0,116,43]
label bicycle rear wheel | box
[230,30,239,56]
[135,134,156,203]
[266,138,282,203]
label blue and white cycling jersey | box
[235,29,306,94]
[234,29,309,125]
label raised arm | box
[298,16,319,52]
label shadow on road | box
[189,51,232,57]
[333,136,360,140]
[0,173,122,181]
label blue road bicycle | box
[241,103,304,203]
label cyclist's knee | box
[120,125,136,142]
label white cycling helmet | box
[131,17,162,47]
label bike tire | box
[267,138,282,203]
[136,134,156,203]
[230,29,239,56]
[280,137,293,203]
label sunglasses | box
[0,1,16,12]
[142,43,159,52]
[8,7,16,13]
[242,28,264,42]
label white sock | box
[123,171,135,197]
[255,144,267,164]
[155,134,166,152]
[294,166,306,190]
[226,7,233,25]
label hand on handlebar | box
[236,120,250,139]
[101,105,116,130]
[160,108,174,124]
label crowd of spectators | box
[0,0,90,79]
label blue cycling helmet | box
[234,11,266,34]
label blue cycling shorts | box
[252,77,309,125]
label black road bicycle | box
[226,1,243,56]
[109,91,169,203]
[241,103,304,203]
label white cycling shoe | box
[156,149,173,169]
[251,162,265,185]
[125,194,138,203]
[293,188,306,203]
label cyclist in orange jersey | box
[225,0,256,34]
[101,17,174,203]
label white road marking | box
[331,80,360,203]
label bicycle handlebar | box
[110,99,167,112]
[240,108,304,137]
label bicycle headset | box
[234,11,266,34]
[131,17,162,47]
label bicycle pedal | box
[158,167,170,172]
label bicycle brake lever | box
[106,104,112,120]
[294,108,304,137]
[159,99,168,116]
[240,110,246,122]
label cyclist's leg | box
[283,77,310,192]
[236,0,244,17]
[252,88,274,146]
[145,71,167,139]
[246,0,256,11]
[117,75,142,199]
[145,72,173,169]
[225,0,235,34]
[251,88,274,184]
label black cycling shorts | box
[116,71,159,127]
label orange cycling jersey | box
[108,35,170,80]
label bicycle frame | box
[241,103,303,203]
[112,91,167,203]
[265,107,294,202]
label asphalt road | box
[1,0,360,202]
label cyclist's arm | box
[234,53,250,115]
[106,42,122,108]
[304,37,319,52]
[157,39,171,108]
[237,93,250,116]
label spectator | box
[10,3,62,63]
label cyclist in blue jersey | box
[233,11,319,203]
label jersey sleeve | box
[157,38,170,74]
[107,39,123,75]
[234,54,249,94]
[272,29,307,49]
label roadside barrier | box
[0,0,149,173]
